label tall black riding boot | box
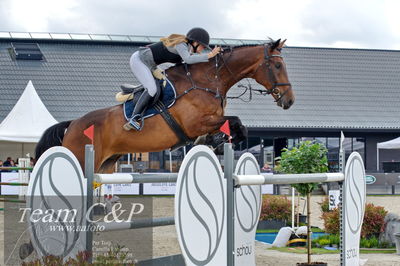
[123,90,153,131]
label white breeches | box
[129,51,157,97]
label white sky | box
[1,0,400,49]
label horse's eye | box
[275,63,281,69]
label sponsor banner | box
[234,152,261,266]
[261,184,274,194]
[143,182,176,195]
[103,183,140,195]
[343,152,366,266]
[365,173,400,186]
[1,172,20,195]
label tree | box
[276,141,328,265]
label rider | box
[123,27,222,131]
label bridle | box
[213,42,292,103]
[254,44,292,102]
[177,42,291,104]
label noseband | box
[260,44,291,102]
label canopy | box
[0,80,58,142]
[377,137,400,149]
[376,136,400,170]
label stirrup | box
[123,121,141,131]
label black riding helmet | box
[186,27,211,50]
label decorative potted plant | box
[258,195,291,229]
[276,140,328,266]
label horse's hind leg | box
[98,154,123,173]
[62,122,91,170]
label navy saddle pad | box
[123,78,177,121]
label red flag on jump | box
[219,120,231,143]
[84,125,94,144]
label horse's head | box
[252,39,294,109]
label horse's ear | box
[279,39,287,48]
[271,39,281,51]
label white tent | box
[0,80,58,143]
[376,137,400,170]
[377,137,400,149]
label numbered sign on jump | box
[27,146,87,260]
[234,152,262,265]
[329,190,340,210]
[175,145,226,266]
[342,152,366,266]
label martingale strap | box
[153,101,194,150]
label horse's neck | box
[218,46,263,92]
[167,46,262,96]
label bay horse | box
[35,39,294,173]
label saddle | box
[115,68,165,103]
[120,78,173,119]
[117,82,163,106]
[117,75,194,149]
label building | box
[1,32,399,172]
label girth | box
[153,101,194,150]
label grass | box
[271,247,338,254]
[257,227,325,233]
[257,229,282,233]
[359,248,397,254]
[367,194,400,197]
[270,247,397,254]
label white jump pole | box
[169,150,173,172]
[234,172,345,186]
[291,187,295,229]
[18,158,30,200]
[376,147,379,171]
[94,172,178,184]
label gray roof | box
[1,35,400,131]
[0,41,137,121]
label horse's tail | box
[35,121,72,159]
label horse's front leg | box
[224,116,248,146]
[192,115,226,151]
[194,116,248,154]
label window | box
[287,137,365,172]
[287,138,299,149]
[315,137,327,146]
[327,138,340,172]
[353,138,365,162]
[11,42,43,60]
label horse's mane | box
[165,40,276,77]
[224,43,260,49]
[222,39,275,50]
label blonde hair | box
[160,34,188,47]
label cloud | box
[0,0,79,32]
[224,0,400,49]
[46,0,236,37]
[0,0,399,49]
[298,0,391,48]
[224,0,314,41]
